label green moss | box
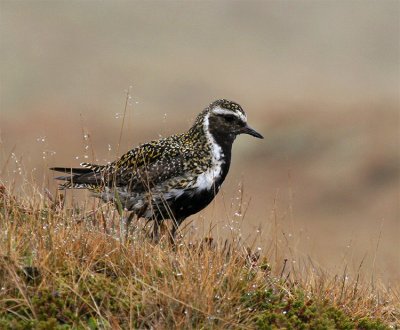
[356,317,390,330]
[242,285,389,330]
[30,289,75,323]
[0,270,137,328]
[0,317,71,330]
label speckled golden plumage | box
[51,99,263,239]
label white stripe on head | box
[211,106,247,123]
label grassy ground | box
[0,185,398,329]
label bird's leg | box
[124,212,136,243]
[169,218,182,244]
[126,211,135,229]
[114,197,127,241]
[152,221,160,243]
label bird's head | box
[203,99,264,141]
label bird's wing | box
[101,135,193,190]
[52,135,202,192]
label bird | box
[50,99,263,240]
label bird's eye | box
[224,115,236,123]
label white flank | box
[164,188,185,200]
[192,112,224,191]
[212,106,247,123]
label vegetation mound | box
[0,186,398,329]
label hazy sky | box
[1,0,398,118]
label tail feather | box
[50,167,93,175]
[50,166,103,190]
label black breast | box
[155,127,235,224]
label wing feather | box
[51,134,197,192]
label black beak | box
[240,125,264,139]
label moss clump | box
[244,287,390,330]
[0,267,146,329]
[356,317,390,330]
[0,317,69,330]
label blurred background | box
[1,1,399,283]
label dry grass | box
[0,182,398,329]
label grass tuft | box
[0,184,398,329]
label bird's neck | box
[189,112,235,160]
[212,130,235,156]
[185,113,234,193]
